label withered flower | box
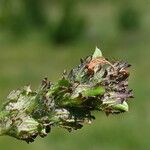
[0,48,133,143]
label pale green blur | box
[0,0,149,150]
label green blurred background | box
[0,0,149,149]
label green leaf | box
[83,86,105,97]
[112,101,129,112]
[58,79,70,87]
[92,47,103,59]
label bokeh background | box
[0,0,149,150]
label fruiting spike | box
[0,48,133,143]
